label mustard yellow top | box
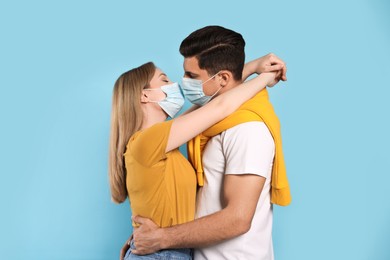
[124,120,196,228]
[188,89,292,206]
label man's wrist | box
[158,228,169,249]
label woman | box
[109,58,283,259]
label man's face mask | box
[181,72,222,106]
[144,82,185,118]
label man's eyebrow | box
[184,71,199,77]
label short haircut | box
[179,25,245,81]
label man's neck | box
[218,79,243,96]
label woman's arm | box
[242,53,287,82]
[176,104,200,117]
[165,72,277,153]
[178,53,287,119]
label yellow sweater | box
[188,89,291,206]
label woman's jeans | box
[124,240,193,260]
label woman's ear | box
[140,91,149,103]
[218,71,232,87]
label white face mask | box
[144,82,185,118]
[181,72,222,106]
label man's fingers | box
[132,215,158,228]
[130,249,147,256]
[132,215,145,225]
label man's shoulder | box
[222,121,270,136]
[221,121,275,150]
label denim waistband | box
[129,239,193,259]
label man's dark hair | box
[179,25,245,81]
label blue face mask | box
[144,82,185,118]
[181,72,222,106]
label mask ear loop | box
[202,71,222,85]
[210,86,223,98]
[203,71,223,98]
[142,88,166,103]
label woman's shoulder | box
[125,120,174,162]
[141,120,173,137]
[128,120,173,146]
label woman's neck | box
[141,105,168,130]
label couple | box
[109,25,291,260]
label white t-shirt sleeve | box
[222,121,275,178]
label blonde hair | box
[109,62,156,203]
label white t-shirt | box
[194,122,275,260]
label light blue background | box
[1,0,389,259]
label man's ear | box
[218,70,233,87]
[140,91,149,103]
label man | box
[121,25,290,260]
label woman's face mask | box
[181,72,222,106]
[143,82,185,118]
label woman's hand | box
[261,71,280,88]
[243,53,287,82]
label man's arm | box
[131,174,265,254]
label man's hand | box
[119,234,132,260]
[131,216,164,255]
[243,53,287,82]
